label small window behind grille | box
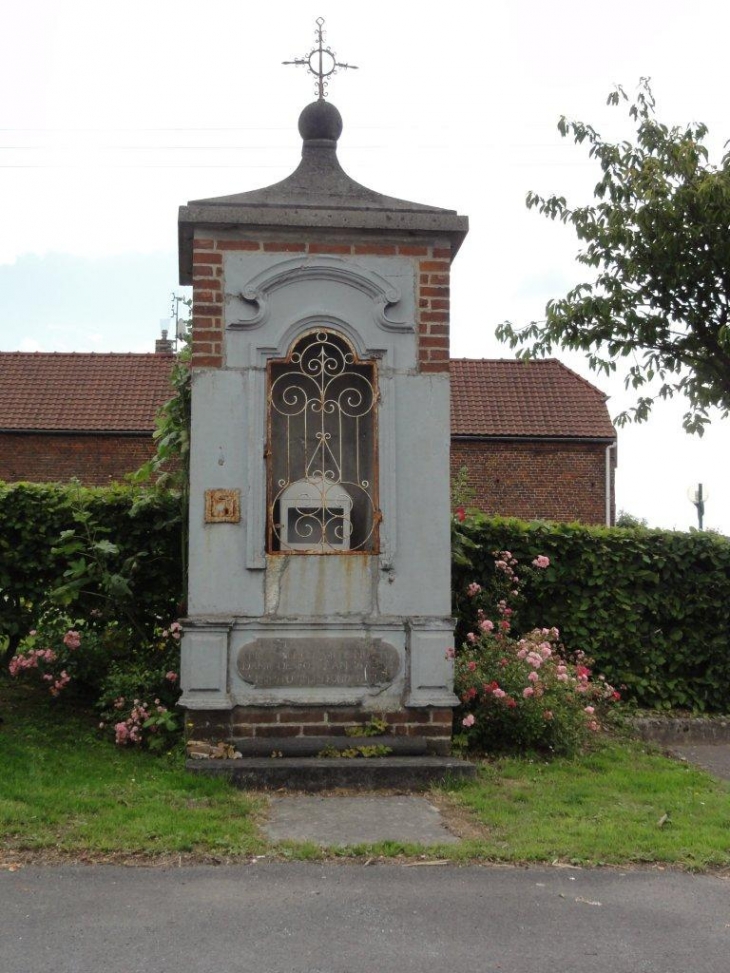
[267,330,379,554]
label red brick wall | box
[451,439,615,525]
[187,705,454,754]
[1,431,614,522]
[0,432,155,486]
[190,234,451,372]
[417,248,451,372]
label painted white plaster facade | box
[177,97,468,726]
[181,249,456,711]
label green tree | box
[497,80,730,434]
[615,510,648,529]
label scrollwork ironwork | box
[268,330,379,553]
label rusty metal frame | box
[266,328,380,555]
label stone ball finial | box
[298,100,343,142]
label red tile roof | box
[450,358,616,439]
[0,353,615,441]
[0,353,175,432]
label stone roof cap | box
[179,100,468,283]
[0,352,174,433]
[450,358,616,440]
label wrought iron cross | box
[283,17,358,100]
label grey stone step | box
[231,735,429,758]
[186,755,477,791]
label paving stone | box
[263,795,461,846]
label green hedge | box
[453,517,730,712]
[4,484,730,712]
[0,482,182,657]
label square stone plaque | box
[204,488,241,523]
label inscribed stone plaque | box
[236,638,399,688]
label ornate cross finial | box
[283,17,358,100]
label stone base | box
[185,704,454,755]
[185,755,476,791]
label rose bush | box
[96,622,182,752]
[454,551,620,755]
[8,612,126,699]
[9,614,182,751]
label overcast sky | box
[1,0,729,533]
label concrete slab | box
[264,795,460,846]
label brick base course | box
[186,705,454,751]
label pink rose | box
[532,555,550,569]
[523,687,534,698]
[462,713,476,727]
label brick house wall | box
[0,350,175,488]
[0,432,155,486]
[451,439,616,525]
[0,428,615,527]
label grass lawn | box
[2,678,729,869]
[1,679,265,862]
[442,746,730,869]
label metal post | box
[697,483,704,530]
[690,482,705,530]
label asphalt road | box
[2,862,729,973]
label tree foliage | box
[497,79,730,434]
[130,303,191,592]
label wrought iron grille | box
[267,330,379,554]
